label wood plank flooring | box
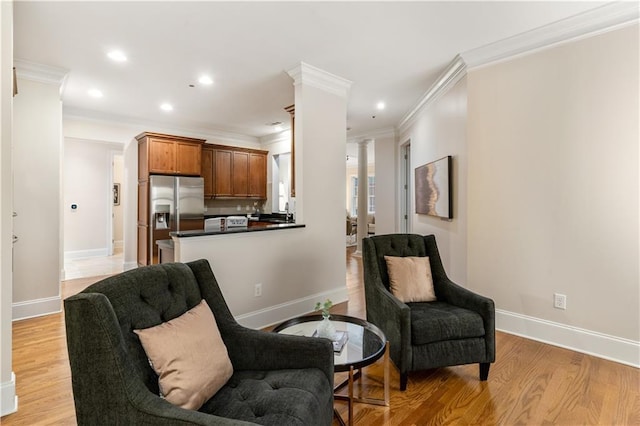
[2,248,638,425]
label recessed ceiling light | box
[376,101,386,110]
[160,103,173,112]
[107,50,127,62]
[198,75,213,85]
[88,89,103,98]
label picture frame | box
[415,156,452,219]
[113,183,120,206]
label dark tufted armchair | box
[363,234,495,391]
[64,259,334,425]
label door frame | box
[400,141,411,234]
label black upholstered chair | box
[64,259,334,425]
[363,234,495,391]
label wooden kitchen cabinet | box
[136,132,205,177]
[214,149,233,196]
[232,151,249,196]
[176,142,202,176]
[202,144,268,199]
[201,146,214,197]
[136,131,206,267]
[248,153,267,198]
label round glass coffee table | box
[273,314,389,426]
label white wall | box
[398,78,469,284]
[175,66,351,329]
[373,133,397,235]
[0,0,16,416]
[12,77,63,320]
[467,24,639,362]
[63,138,123,258]
[122,139,137,270]
[113,154,124,248]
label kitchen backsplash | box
[204,199,268,215]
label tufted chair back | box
[365,234,447,290]
[66,259,236,397]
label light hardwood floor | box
[2,248,639,425]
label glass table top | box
[272,314,387,372]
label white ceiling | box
[13,1,608,139]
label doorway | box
[62,140,124,280]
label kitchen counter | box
[170,221,304,238]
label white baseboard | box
[64,248,109,260]
[12,296,61,321]
[235,286,350,330]
[1,372,18,416]
[496,309,640,368]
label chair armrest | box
[365,276,412,372]
[435,278,494,319]
[129,391,255,425]
[222,325,334,386]
[435,278,496,362]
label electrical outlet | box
[236,205,241,211]
[254,283,262,297]
[554,293,567,310]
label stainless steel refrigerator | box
[149,175,204,264]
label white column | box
[355,139,371,254]
[12,61,67,321]
[0,0,17,416]
[285,61,353,307]
[373,131,397,235]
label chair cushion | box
[385,256,437,303]
[409,301,485,345]
[134,299,233,410]
[200,368,331,426]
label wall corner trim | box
[496,309,640,368]
[286,61,353,98]
[0,372,18,417]
[460,2,640,69]
[397,55,466,134]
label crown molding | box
[259,129,291,146]
[286,61,352,98]
[13,58,68,86]
[395,2,639,135]
[347,126,396,143]
[63,107,260,145]
[460,1,640,69]
[397,55,466,134]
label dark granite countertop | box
[170,222,305,238]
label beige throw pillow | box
[134,299,233,410]
[384,256,437,303]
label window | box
[351,176,375,216]
[272,153,291,212]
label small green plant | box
[315,299,333,317]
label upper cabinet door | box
[248,153,267,198]
[148,138,176,174]
[214,149,233,196]
[202,146,214,198]
[176,142,201,176]
[232,151,249,196]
